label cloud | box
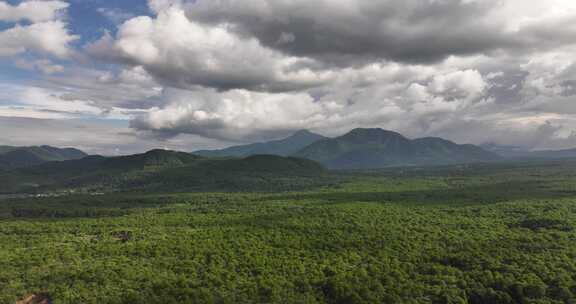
[128,54,576,152]
[73,1,576,151]
[428,70,487,101]
[131,87,332,141]
[0,116,230,155]
[178,0,576,65]
[87,6,333,92]
[0,0,68,23]
[0,1,76,59]
[148,0,182,13]
[0,85,105,119]
[0,21,77,58]
[129,65,487,141]
[14,58,64,74]
[6,0,576,153]
[39,66,164,111]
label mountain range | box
[0,145,87,169]
[194,130,326,158]
[197,128,500,169]
[9,127,576,193]
[293,128,500,169]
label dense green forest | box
[2,161,576,303]
[0,151,334,194]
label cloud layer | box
[4,0,576,153]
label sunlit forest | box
[2,161,576,303]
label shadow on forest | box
[2,179,573,220]
[267,180,572,207]
[0,195,176,220]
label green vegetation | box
[1,151,331,194]
[2,160,576,303]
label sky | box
[2,0,576,155]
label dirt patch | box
[16,293,52,304]
[111,230,133,242]
[514,218,573,232]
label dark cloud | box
[183,0,527,65]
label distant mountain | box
[4,150,327,193]
[0,145,87,169]
[482,143,576,159]
[480,143,531,158]
[104,149,201,169]
[531,148,576,159]
[293,128,500,169]
[194,130,326,158]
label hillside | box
[0,145,87,169]
[294,128,500,169]
[3,150,329,193]
[194,130,326,158]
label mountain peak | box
[292,129,315,137]
[288,129,325,141]
[342,128,408,144]
[294,128,499,169]
[144,149,174,155]
[347,128,403,135]
[194,130,326,158]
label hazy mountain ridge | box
[482,144,576,159]
[293,128,500,169]
[194,130,326,158]
[0,145,87,169]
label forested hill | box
[1,150,329,194]
[0,145,87,169]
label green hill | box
[0,145,87,169]
[4,150,328,193]
[194,130,326,158]
[294,128,500,169]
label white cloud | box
[130,65,489,141]
[132,87,332,141]
[0,84,137,120]
[0,20,76,58]
[0,86,100,119]
[148,0,182,13]
[14,58,64,74]
[114,0,576,150]
[428,70,487,100]
[0,0,68,23]
[88,6,333,91]
[39,66,164,111]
